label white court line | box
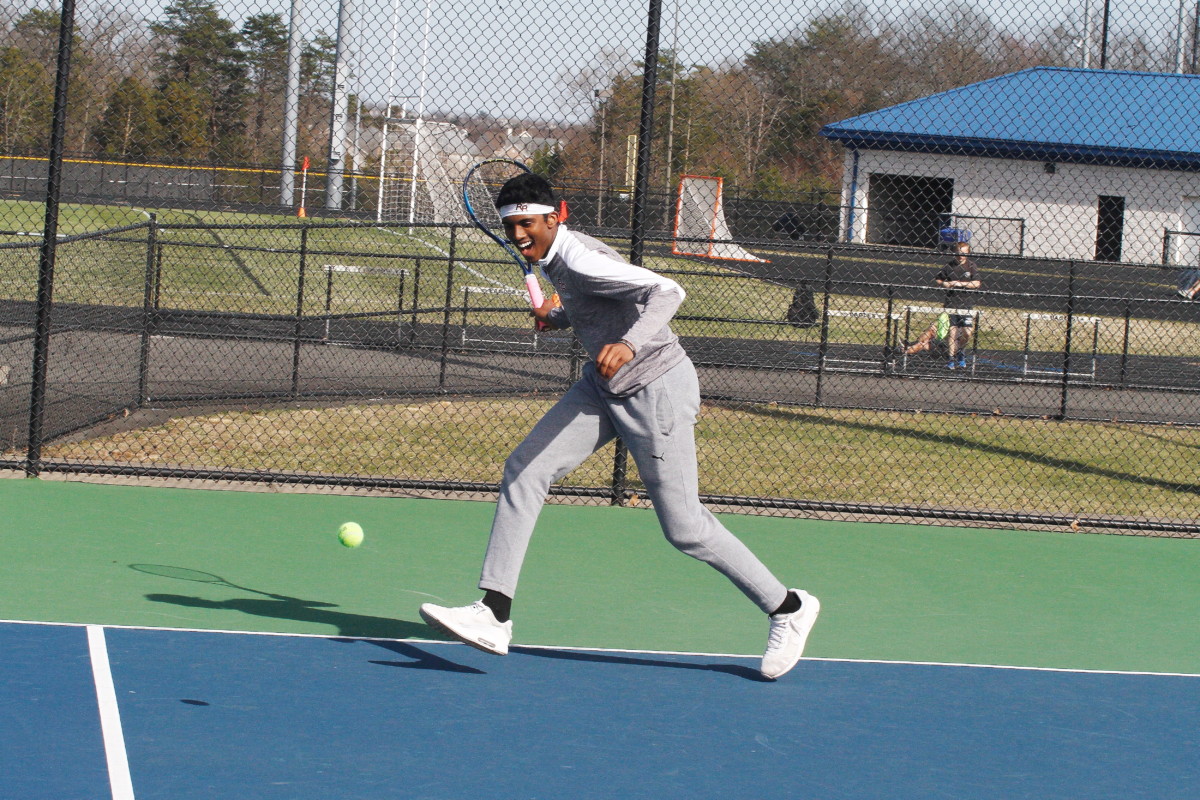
[6,618,1197,679]
[86,625,136,800]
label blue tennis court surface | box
[3,620,1197,799]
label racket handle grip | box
[524,273,550,331]
[525,273,545,308]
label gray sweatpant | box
[479,358,788,613]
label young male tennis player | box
[419,173,819,679]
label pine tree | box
[240,13,287,163]
[151,0,247,162]
[93,76,162,159]
[0,46,51,153]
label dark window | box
[1095,195,1125,262]
[866,174,953,248]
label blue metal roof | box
[819,67,1200,170]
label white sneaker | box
[760,589,821,680]
[419,600,513,655]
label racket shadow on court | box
[130,564,430,642]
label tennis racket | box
[462,158,547,312]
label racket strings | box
[464,176,502,230]
[465,165,525,236]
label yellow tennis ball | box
[338,521,364,548]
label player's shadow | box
[514,645,770,681]
[350,639,485,674]
[349,639,767,680]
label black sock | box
[771,591,801,617]
[483,590,512,623]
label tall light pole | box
[663,0,679,228]
[375,0,401,223]
[1081,0,1091,68]
[280,0,304,207]
[348,97,360,210]
[1176,0,1189,72]
[1100,0,1111,68]
[1192,1,1200,73]
[325,0,356,210]
[594,88,607,228]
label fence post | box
[1057,260,1076,420]
[291,224,309,397]
[438,226,457,392]
[1119,299,1132,387]
[883,286,896,374]
[814,248,833,406]
[136,214,158,406]
[628,0,662,266]
[610,440,629,506]
[409,258,421,346]
[25,0,76,477]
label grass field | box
[0,199,1193,357]
[20,399,1197,523]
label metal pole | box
[437,227,457,391]
[1100,0,1111,69]
[629,0,663,267]
[280,0,304,206]
[325,0,356,210]
[25,0,75,476]
[1081,0,1091,68]
[597,91,606,227]
[349,97,360,210]
[1193,1,1200,73]
[375,0,401,222]
[815,249,833,406]
[662,0,680,229]
[291,225,309,397]
[1058,261,1077,420]
[136,215,158,406]
[1177,0,1188,72]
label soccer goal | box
[672,175,766,262]
[377,120,480,225]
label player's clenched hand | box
[596,341,634,379]
[531,293,562,329]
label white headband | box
[499,202,556,219]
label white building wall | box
[838,149,1200,263]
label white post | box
[349,98,360,210]
[663,0,679,227]
[1177,0,1188,72]
[325,0,356,210]
[374,0,401,223]
[280,0,304,206]
[407,0,432,226]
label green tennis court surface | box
[2,477,1198,671]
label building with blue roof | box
[819,67,1200,265]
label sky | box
[72,0,1200,124]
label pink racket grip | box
[525,273,549,331]
[524,273,545,308]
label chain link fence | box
[0,0,1197,533]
